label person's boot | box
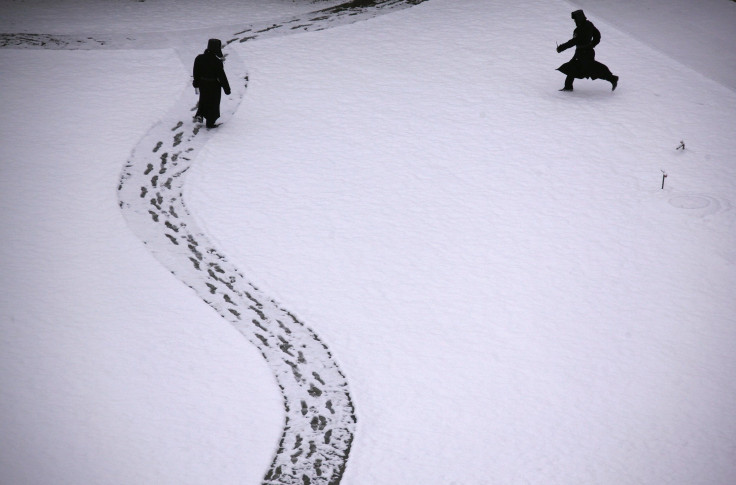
[559,75,574,91]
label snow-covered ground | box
[570,0,736,91]
[0,0,346,34]
[2,1,735,484]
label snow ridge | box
[1,1,427,483]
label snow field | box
[0,48,281,485]
[0,0,347,35]
[188,1,736,483]
[1,0,735,484]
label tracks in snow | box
[118,73,357,483]
[1,1,427,483]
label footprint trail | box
[2,1,428,483]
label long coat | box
[193,50,231,123]
[557,19,613,80]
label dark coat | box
[556,19,613,80]
[193,46,231,123]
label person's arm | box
[219,63,231,95]
[589,22,601,48]
[557,36,576,52]
[192,56,201,88]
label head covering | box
[571,10,586,21]
[206,38,223,58]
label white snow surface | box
[2,1,736,484]
[0,0,346,34]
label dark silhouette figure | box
[556,10,619,92]
[193,39,231,128]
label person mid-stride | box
[193,38,231,128]
[556,10,619,92]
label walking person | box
[556,10,619,92]
[193,38,231,128]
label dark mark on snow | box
[97,2,430,483]
[257,24,281,33]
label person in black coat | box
[556,10,619,92]
[193,38,231,128]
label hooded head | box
[571,10,586,24]
[206,38,223,58]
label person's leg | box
[194,87,205,123]
[560,75,574,91]
[609,73,619,91]
[599,72,618,91]
[593,61,618,91]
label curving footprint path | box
[2,1,427,484]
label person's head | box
[571,9,586,25]
[206,38,223,57]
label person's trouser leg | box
[608,73,619,91]
[560,75,574,91]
